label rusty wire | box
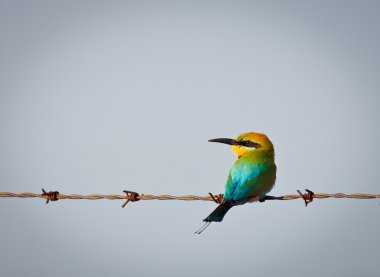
[0,189,379,207]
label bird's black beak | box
[208,138,238,145]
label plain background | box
[1,1,379,276]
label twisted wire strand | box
[0,192,379,202]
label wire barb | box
[41,189,59,204]
[297,189,315,206]
[122,190,140,208]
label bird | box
[195,132,277,234]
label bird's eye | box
[245,141,253,147]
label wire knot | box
[41,189,59,204]
[122,190,140,208]
[209,193,224,204]
[297,189,314,206]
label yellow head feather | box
[232,132,274,158]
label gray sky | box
[1,1,379,276]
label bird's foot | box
[297,189,314,207]
[259,195,284,202]
[208,193,224,204]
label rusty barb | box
[297,189,315,207]
[41,189,59,204]
[122,190,141,208]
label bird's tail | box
[204,202,233,222]
[194,202,234,234]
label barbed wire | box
[0,189,379,207]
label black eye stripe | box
[239,141,261,148]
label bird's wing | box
[224,163,276,203]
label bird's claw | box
[297,189,314,207]
[209,193,224,204]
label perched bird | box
[195,132,277,234]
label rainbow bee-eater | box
[195,132,277,234]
